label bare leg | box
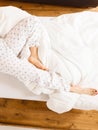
[28,46,48,71]
[70,84,98,96]
[28,47,98,96]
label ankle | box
[29,47,38,58]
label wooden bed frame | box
[0,98,98,130]
[0,0,98,129]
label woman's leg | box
[70,84,98,96]
[4,16,42,56]
[28,46,48,70]
[0,38,70,95]
[4,16,47,70]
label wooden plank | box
[0,98,98,130]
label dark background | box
[18,0,98,7]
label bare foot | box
[70,85,98,96]
[28,47,48,71]
[28,56,48,71]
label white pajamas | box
[4,16,41,56]
[0,16,70,95]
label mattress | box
[1,71,98,112]
[0,72,48,101]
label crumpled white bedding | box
[40,11,98,113]
[0,6,31,37]
[1,6,98,113]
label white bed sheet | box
[1,72,98,112]
[0,72,48,101]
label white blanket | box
[0,6,31,37]
[1,6,98,113]
[39,11,98,113]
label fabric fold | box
[47,92,80,113]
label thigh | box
[4,16,41,56]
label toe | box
[90,89,98,96]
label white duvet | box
[1,6,98,113]
[40,11,98,113]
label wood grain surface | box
[0,98,98,130]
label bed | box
[1,1,98,130]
